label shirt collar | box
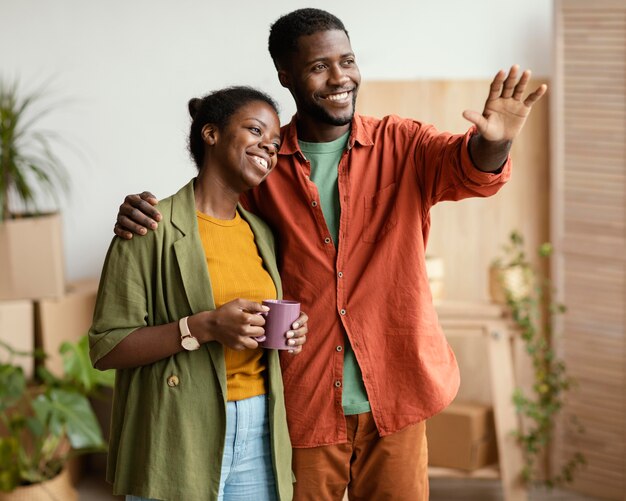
[279,113,374,156]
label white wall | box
[0,0,553,281]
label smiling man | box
[114,8,546,500]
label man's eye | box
[313,64,326,71]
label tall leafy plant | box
[0,79,70,221]
[494,231,585,488]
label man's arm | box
[464,65,547,172]
[114,191,162,239]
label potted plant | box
[493,231,585,488]
[0,78,71,300]
[0,335,114,500]
[488,231,532,304]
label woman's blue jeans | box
[126,394,277,501]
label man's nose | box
[329,64,350,85]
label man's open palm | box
[462,65,547,142]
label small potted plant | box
[489,231,532,304]
[0,78,71,300]
[0,335,114,500]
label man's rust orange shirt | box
[242,113,511,448]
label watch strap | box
[179,316,192,340]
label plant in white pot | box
[0,79,71,300]
[0,335,114,500]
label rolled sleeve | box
[459,127,512,186]
[89,238,149,366]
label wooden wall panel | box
[357,79,550,303]
[553,1,626,499]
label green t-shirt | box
[299,133,371,415]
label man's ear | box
[278,70,290,89]
[202,124,217,145]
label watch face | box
[181,336,200,351]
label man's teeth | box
[253,156,268,170]
[326,92,349,101]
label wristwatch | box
[179,316,200,351]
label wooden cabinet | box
[433,301,527,501]
[553,1,626,499]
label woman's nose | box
[260,140,277,154]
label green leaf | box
[60,335,115,393]
[0,364,26,412]
[47,389,105,450]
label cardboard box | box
[426,401,498,471]
[0,213,65,300]
[0,299,35,378]
[35,278,99,377]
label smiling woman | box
[88,86,308,501]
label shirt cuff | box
[461,127,512,185]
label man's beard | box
[301,92,358,126]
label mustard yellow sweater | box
[197,210,276,401]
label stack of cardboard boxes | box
[0,214,99,377]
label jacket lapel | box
[171,180,216,313]
[170,180,226,396]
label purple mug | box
[257,299,300,350]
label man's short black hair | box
[268,8,349,70]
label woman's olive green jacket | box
[89,179,293,501]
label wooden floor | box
[429,477,602,501]
[79,474,604,500]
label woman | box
[89,86,307,501]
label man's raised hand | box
[462,65,547,143]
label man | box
[114,8,546,500]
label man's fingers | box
[114,223,134,240]
[116,215,150,235]
[118,205,159,230]
[462,109,488,131]
[500,65,519,98]
[523,84,548,108]
[512,70,531,100]
[122,197,162,224]
[487,70,506,101]
[139,191,159,205]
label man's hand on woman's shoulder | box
[114,191,162,239]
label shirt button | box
[324,237,331,244]
[334,380,342,388]
[338,271,343,278]
[340,309,346,316]
[167,375,179,387]
[336,345,343,352]
[311,200,318,207]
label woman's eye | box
[273,143,281,151]
[249,127,261,135]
